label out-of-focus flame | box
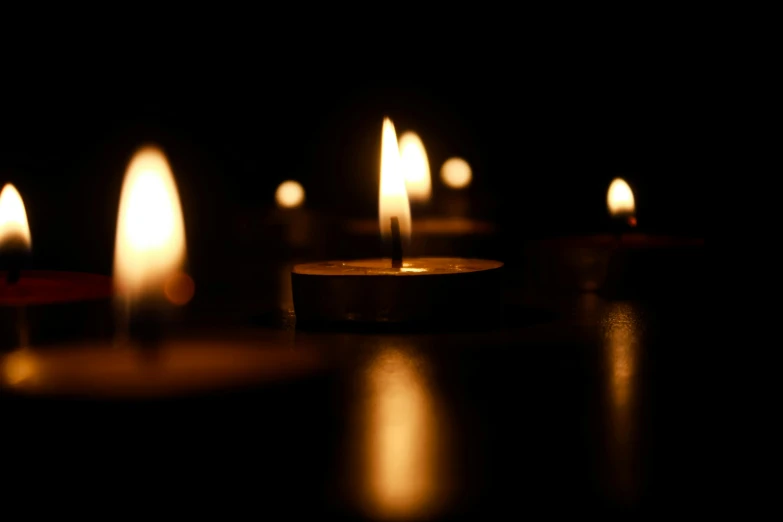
[365,348,437,518]
[0,183,31,250]
[440,157,472,189]
[379,118,411,243]
[399,132,431,202]
[114,146,188,303]
[607,178,635,217]
[275,180,305,208]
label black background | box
[1,29,704,277]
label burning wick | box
[391,217,403,268]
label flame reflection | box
[602,302,642,502]
[362,347,441,519]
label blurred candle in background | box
[607,177,637,229]
[273,180,309,314]
[344,128,495,258]
[0,184,32,255]
[399,132,431,205]
[113,145,192,340]
[438,157,472,219]
[275,180,310,248]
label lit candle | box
[292,118,503,325]
[344,127,495,257]
[522,177,704,295]
[0,146,323,398]
[0,183,111,349]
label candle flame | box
[113,146,188,303]
[379,118,411,243]
[275,180,305,208]
[399,132,431,202]
[0,183,31,251]
[607,178,635,217]
[440,157,472,189]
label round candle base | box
[292,257,503,325]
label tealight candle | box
[521,177,704,296]
[344,136,495,257]
[293,118,503,325]
[0,184,111,349]
[2,146,323,398]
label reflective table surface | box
[1,260,704,518]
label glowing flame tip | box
[0,183,32,251]
[113,146,187,302]
[607,178,635,217]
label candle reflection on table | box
[601,302,643,505]
[357,346,447,519]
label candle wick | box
[391,217,403,268]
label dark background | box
[1,38,704,278]
[1,29,706,517]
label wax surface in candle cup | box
[291,257,503,326]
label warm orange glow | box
[275,180,305,208]
[603,302,641,501]
[440,157,472,189]
[164,271,195,305]
[0,183,31,250]
[3,350,37,386]
[607,308,636,408]
[399,132,431,202]
[365,348,436,518]
[607,178,635,217]
[379,118,411,243]
[114,146,187,301]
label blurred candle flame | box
[607,178,635,218]
[0,183,31,251]
[440,157,472,189]
[399,132,431,202]
[379,118,411,243]
[113,146,188,303]
[275,180,305,208]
